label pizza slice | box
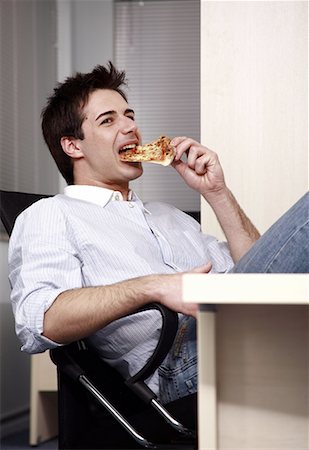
[119,135,176,166]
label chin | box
[126,162,143,179]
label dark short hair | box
[41,62,128,185]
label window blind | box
[115,0,200,211]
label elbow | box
[43,309,71,345]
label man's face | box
[73,89,143,189]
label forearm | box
[170,138,260,261]
[204,187,260,262]
[43,276,156,344]
[43,268,201,345]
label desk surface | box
[183,273,309,304]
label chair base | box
[58,364,197,449]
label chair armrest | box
[126,302,178,384]
[50,303,179,403]
[50,305,195,441]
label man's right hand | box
[149,262,212,318]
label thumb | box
[190,262,212,274]
[171,159,187,176]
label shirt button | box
[114,194,120,201]
[128,203,134,208]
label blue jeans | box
[231,192,309,273]
[158,192,309,403]
[158,315,197,404]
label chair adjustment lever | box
[125,379,156,404]
[127,380,195,437]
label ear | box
[60,136,84,160]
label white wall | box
[71,0,114,73]
[57,0,114,82]
[200,2,308,447]
[201,1,308,238]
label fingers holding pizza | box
[170,136,226,197]
[119,134,227,197]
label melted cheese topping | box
[120,136,175,166]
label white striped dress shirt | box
[8,185,234,392]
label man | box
[8,62,266,403]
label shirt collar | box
[64,185,134,208]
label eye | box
[126,114,135,121]
[100,117,113,125]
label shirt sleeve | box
[173,205,235,272]
[8,198,83,354]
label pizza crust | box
[119,136,176,166]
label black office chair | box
[0,189,197,450]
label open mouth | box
[119,144,137,155]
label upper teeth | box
[120,144,136,151]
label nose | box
[121,116,138,134]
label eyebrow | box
[95,108,135,122]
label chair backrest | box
[0,190,51,236]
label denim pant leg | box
[231,192,309,273]
[158,315,197,404]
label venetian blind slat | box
[115,0,200,212]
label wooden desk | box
[183,274,309,450]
